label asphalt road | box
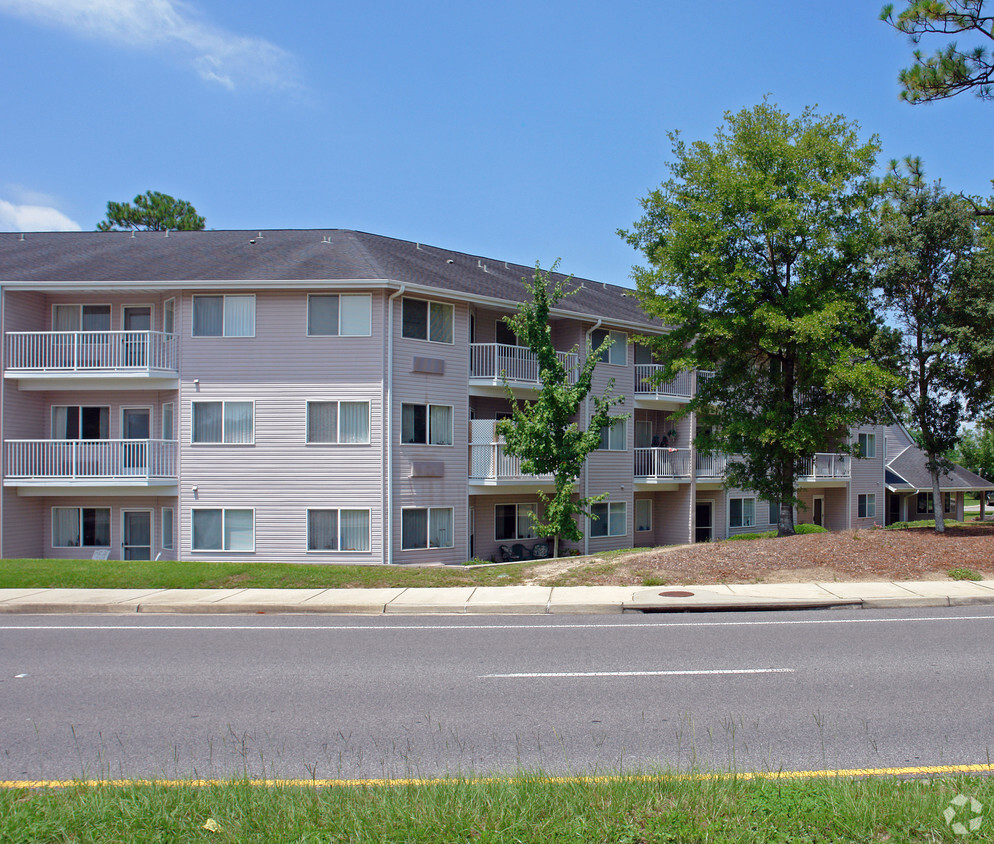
[2,607,993,780]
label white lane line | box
[0,615,993,632]
[481,668,795,678]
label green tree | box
[620,102,896,536]
[949,422,994,480]
[496,262,627,558]
[97,191,206,232]
[881,1,994,103]
[875,159,994,532]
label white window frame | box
[590,501,626,538]
[729,497,756,528]
[857,432,876,459]
[51,303,112,331]
[191,508,256,552]
[191,400,255,445]
[51,405,111,439]
[592,328,628,366]
[163,298,176,334]
[857,493,876,519]
[401,297,455,344]
[306,293,372,337]
[161,402,175,440]
[494,502,538,542]
[161,507,175,550]
[51,506,111,548]
[305,400,371,445]
[400,403,454,446]
[598,417,626,451]
[917,492,934,514]
[401,507,455,549]
[191,294,256,338]
[121,303,154,331]
[635,499,652,532]
[306,508,372,552]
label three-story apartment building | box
[1,229,989,565]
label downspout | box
[385,284,406,564]
[583,318,603,557]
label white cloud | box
[0,0,300,91]
[0,199,82,232]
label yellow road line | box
[2,763,993,789]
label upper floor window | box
[192,295,255,337]
[401,403,452,445]
[306,401,370,444]
[857,433,876,459]
[402,297,453,344]
[53,304,110,332]
[164,299,175,334]
[599,418,626,451]
[308,294,371,336]
[192,401,254,444]
[52,406,109,440]
[591,328,627,366]
[729,497,756,528]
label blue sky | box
[0,0,991,286]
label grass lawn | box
[2,774,991,843]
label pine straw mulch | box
[526,523,994,587]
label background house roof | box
[0,229,658,328]
[887,446,994,492]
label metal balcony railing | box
[5,331,178,374]
[5,439,178,481]
[799,453,851,480]
[633,447,692,479]
[468,442,553,482]
[633,365,694,398]
[469,343,578,385]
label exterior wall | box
[850,424,886,529]
[694,488,726,542]
[797,487,848,531]
[2,489,45,559]
[724,487,777,537]
[636,486,693,547]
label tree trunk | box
[777,459,796,537]
[778,501,796,537]
[930,463,945,534]
[553,534,559,559]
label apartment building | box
[1,229,989,565]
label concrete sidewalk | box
[1,580,994,615]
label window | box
[53,304,111,331]
[52,507,110,547]
[729,497,756,528]
[769,501,779,526]
[192,295,255,337]
[162,402,174,440]
[307,294,372,336]
[858,494,876,519]
[163,298,175,334]
[944,492,953,513]
[401,403,452,445]
[307,509,371,551]
[402,297,454,344]
[495,503,537,541]
[590,501,626,537]
[857,433,876,459]
[917,492,934,514]
[306,401,370,444]
[495,319,520,346]
[591,328,627,366]
[402,507,454,549]
[599,418,626,451]
[161,508,174,550]
[635,499,652,532]
[192,509,254,551]
[52,406,109,440]
[192,401,254,444]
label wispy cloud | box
[0,198,82,232]
[0,0,300,91]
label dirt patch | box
[521,524,994,586]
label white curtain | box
[429,508,453,548]
[161,508,174,549]
[52,406,71,439]
[339,295,371,336]
[340,510,369,551]
[429,405,452,445]
[162,403,174,440]
[307,402,338,443]
[429,302,453,343]
[193,296,223,336]
[308,510,338,550]
[340,402,369,443]
[308,295,339,336]
[193,509,223,550]
[608,502,625,536]
[518,504,537,539]
[223,295,255,337]
[52,508,80,547]
[402,509,427,549]
[53,305,80,331]
[224,402,253,443]
[193,403,223,443]
[224,509,253,551]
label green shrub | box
[948,567,982,581]
[726,523,827,541]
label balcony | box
[634,365,694,401]
[4,331,179,390]
[799,453,850,482]
[468,442,554,487]
[695,452,728,479]
[634,447,692,481]
[4,439,178,495]
[469,343,578,394]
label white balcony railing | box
[799,453,850,480]
[634,447,692,479]
[5,331,178,374]
[469,343,578,385]
[469,442,553,482]
[634,365,694,398]
[695,452,728,478]
[5,439,178,481]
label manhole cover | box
[658,590,695,598]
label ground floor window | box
[402,507,453,549]
[161,507,174,550]
[635,499,652,532]
[52,507,110,547]
[495,503,537,541]
[858,493,876,519]
[192,509,254,551]
[308,509,371,551]
[590,501,626,537]
[729,497,756,528]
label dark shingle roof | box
[887,445,994,491]
[0,229,657,327]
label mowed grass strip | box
[2,774,992,843]
[0,557,529,590]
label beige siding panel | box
[2,490,45,558]
[850,424,885,529]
